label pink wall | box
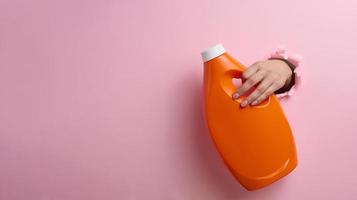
[0,0,356,199]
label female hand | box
[232,59,293,107]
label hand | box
[232,59,292,107]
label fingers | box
[240,77,274,107]
[232,62,262,100]
[242,62,260,79]
[250,78,286,107]
[250,85,276,106]
[233,69,265,99]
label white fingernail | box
[232,93,240,99]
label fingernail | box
[251,100,258,105]
[232,93,240,99]
[241,100,248,107]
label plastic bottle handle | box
[201,44,270,108]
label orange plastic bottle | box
[201,44,297,190]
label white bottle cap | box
[201,44,226,62]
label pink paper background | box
[1,0,356,199]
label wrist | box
[269,58,296,94]
[268,46,302,98]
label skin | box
[232,59,292,107]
